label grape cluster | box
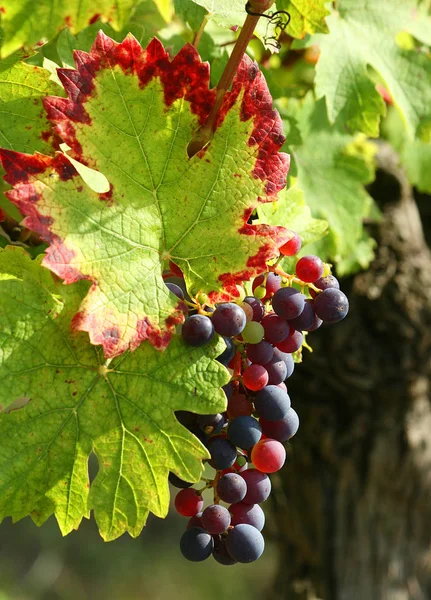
[166,243,349,565]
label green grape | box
[241,321,265,344]
[254,285,266,299]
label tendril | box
[245,1,291,50]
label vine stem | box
[187,0,274,157]
[192,14,210,49]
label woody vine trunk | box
[270,143,431,600]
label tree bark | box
[270,143,431,600]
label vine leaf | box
[0,0,138,57]
[315,0,431,139]
[0,246,229,541]
[276,0,329,38]
[0,32,290,358]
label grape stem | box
[271,265,321,294]
[187,0,275,157]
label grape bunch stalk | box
[165,231,349,565]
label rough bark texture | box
[270,143,431,600]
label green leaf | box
[315,0,431,139]
[276,0,329,38]
[0,0,138,57]
[0,33,289,357]
[281,96,377,274]
[0,246,229,540]
[174,0,208,31]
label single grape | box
[217,473,247,504]
[213,536,237,566]
[197,413,225,435]
[254,385,291,421]
[202,504,231,534]
[180,527,214,562]
[226,524,265,563]
[264,359,288,385]
[261,313,291,344]
[243,296,265,322]
[182,314,214,346]
[254,285,266,299]
[272,288,305,320]
[271,348,294,379]
[212,303,247,336]
[295,255,324,283]
[169,472,193,489]
[265,272,282,295]
[208,437,237,470]
[288,299,316,331]
[310,275,340,298]
[308,313,323,331]
[165,282,185,300]
[227,394,254,418]
[175,488,204,516]
[279,231,302,256]
[187,512,203,529]
[239,301,254,322]
[314,288,349,323]
[276,382,287,392]
[246,340,274,365]
[251,438,286,473]
[241,321,265,344]
[276,330,303,353]
[240,469,271,504]
[259,408,299,442]
[228,415,262,449]
[229,502,265,531]
[242,364,269,391]
[217,337,236,366]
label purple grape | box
[313,275,340,293]
[180,527,214,562]
[182,314,214,346]
[264,359,287,385]
[259,408,299,442]
[165,282,185,299]
[201,504,231,534]
[272,287,305,319]
[217,337,236,365]
[254,385,291,421]
[288,299,315,331]
[187,512,203,529]
[197,413,225,435]
[217,473,247,504]
[208,437,237,470]
[228,415,262,449]
[246,340,274,365]
[229,502,265,531]
[240,469,271,504]
[271,348,294,379]
[212,303,247,336]
[213,537,237,565]
[314,288,349,323]
[243,296,265,322]
[226,524,265,563]
[261,313,290,344]
[265,272,282,295]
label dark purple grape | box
[229,502,265,531]
[228,416,262,449]
[314,288,349,323]
[313,275,340,293]
[272,287,305,320]
[212,303,247,336]
[201,504,231,534]
[197,413,225,435]
[261,313,290,344]
[246,340,274,365]
[165,282,185,299]
[208,437,237,470]
[271,348,294,379]
[169,472,193,489]
[243,296,265,322]
[180,527,214,562]
[187,512,203,529]
[264,359,287,385]
[259,408,299,442]
[225,524,264,563]
[217,473,247,504]
[217,337,236,365]
[213,536,237,565]
[288,299,315,331]
[182,315,214,346]
[254,385,291,421]
[240,469,271,504]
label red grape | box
[251,438,286,473]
